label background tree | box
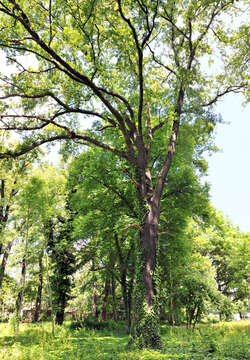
[192,208,250,319]
[67,148,138,331]
[0,147,37,289]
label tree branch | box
[201,85,246,107]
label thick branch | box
[153,86,184,201]
[0,133,128,161]
[2,1,125,125]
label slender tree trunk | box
[34,250,43,322]
[127,276,134,334]
[45,251,55,337]
[111,275,117,321]
[92,281,98,318]
[0,239,14,289]
[100,278,110,321]
[15,216,29,340]
[121,271,128,320]
[15,254,26,338]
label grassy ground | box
[0,320,249,360]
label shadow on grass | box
[0,321,249,360]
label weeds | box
[0,320,249,359]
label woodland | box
[0,0,249,358]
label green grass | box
[0,320,249,360]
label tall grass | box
[0,320,249,360]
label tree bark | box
[133,198,162,348]
[140,202,159,310]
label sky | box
[205,94,250,233]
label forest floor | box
[0,320,249,360]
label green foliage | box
[0,321,249,360]
[70,316,121,332]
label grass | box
[0,320,249,360]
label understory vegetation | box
[0,320,249,360]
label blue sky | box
[205,94,250,232]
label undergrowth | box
[0,320,249,359]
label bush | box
[69,316,119,331]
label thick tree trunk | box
[34,251,43,322]
[141,204,159,310]
[133,197,162,348]
[0,239,14,289]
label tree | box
[29,165,74,326]
[14,175,46,337]
[0,0,248,347]
[0,149,36,289]
[67,148,138,331]
[46,214,77,325]
[192,208,250,318]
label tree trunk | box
[55,302,66,325]
[92,281,98,318]
[15,251,27,338]
[100,278,110,321]
[133,198,162,348]
[0,239,14,289]
[45,251,55,336]
[111,275,117,321]
[34,251,43,322]
[15,214,29,340]
[127,277,134,334]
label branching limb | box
[116,0,144,138]
[147,43,177,76]
[201,85,246,107]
